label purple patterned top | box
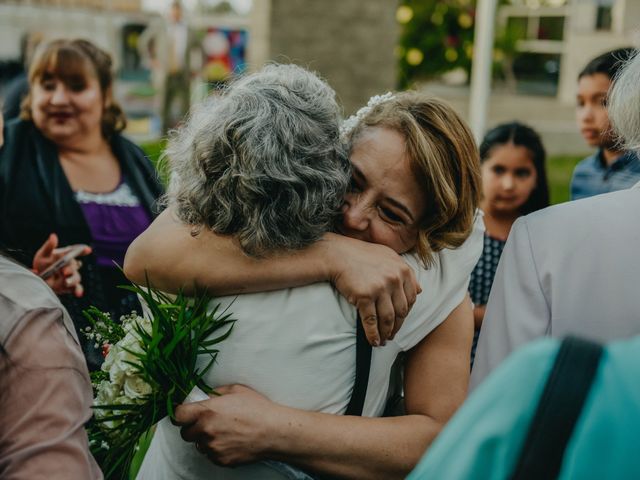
[75,180,152,268]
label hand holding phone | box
[39,244,90,279]
[33,234,91,297]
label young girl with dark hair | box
[470,122,550,364]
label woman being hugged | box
[127,74,483,479]
[0,39,163,370]
[469,122,549,364]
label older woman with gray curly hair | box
[167,63,350,256]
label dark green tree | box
[397,0,476,88]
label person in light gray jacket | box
[471,49,640,390]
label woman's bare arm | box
[174,296,473,479]
[124,208,421,345]
[473,304,486,330]
[124,208,331,295]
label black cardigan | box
[0,119,164,368]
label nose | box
[578,103,594,123]
[342,194,372,231]
[50,84,70,105]
[501,173,515,190]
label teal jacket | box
[408,336,640,479]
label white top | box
[137,214,484,479]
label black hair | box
[578,47,636,81]
[480,121,550,215]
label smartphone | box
[39,244,90,280]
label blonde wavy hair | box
[344,92,481,266]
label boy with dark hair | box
[571,47,640,200]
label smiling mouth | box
[49,112,73,121]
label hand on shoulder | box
[323,233,421,346]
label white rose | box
[101,343,118,373]
[136,315,153,335]
[108,355,127,387]
[104,332,145,387]
[95,380,120,408]
[123,374,153,400]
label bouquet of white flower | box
[83,284,235,479]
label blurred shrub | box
[397,0,476,88]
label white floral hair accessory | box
[340,92,395,139]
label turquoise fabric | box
[408,336,640,479]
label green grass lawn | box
[141,139,169,186]
[141,140,166,165]
[546,154,583,205]
[140,140,584,206]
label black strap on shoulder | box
[345,314,373,416]
[510,336,604,480]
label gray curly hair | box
[609,49,640,153]
[166,63,350,256]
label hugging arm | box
[124,208,421,345]
[174,296,474,479]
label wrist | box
[261,404,298,461]
[312,232,342,283]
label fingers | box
[53,244,91,259]
[179,421,202,443]
[213,384,239,396]
[64,269,81,288]
[403,276,419,310]
[357,300,381,347]
[58,259,85,297]
[389,276,418,341]
[389,284,409,341]
[195,440,208,456]
[174,401,204,427]
[33,233,59,268]
[375,295,395,344]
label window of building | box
[538,16,564,40]
[596,5,612,30]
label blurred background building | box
[0,0,638,154]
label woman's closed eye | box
[379,206,405,224]
[349,177,363,193]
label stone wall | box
[260,0,399,114]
